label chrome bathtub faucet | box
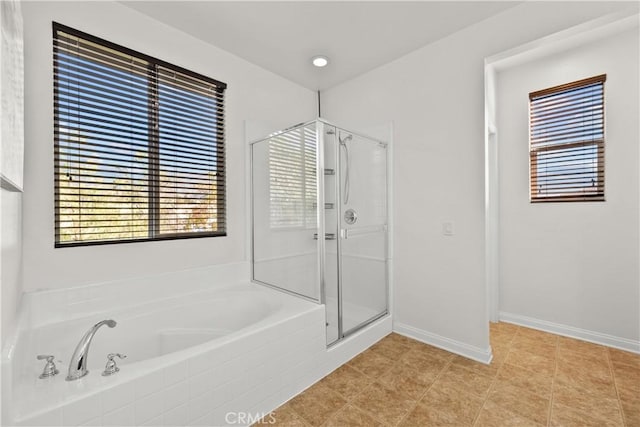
[66,319,117,381]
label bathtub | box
[2,263,391,426]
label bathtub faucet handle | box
[102,353,126,376]
[37,354,60,379]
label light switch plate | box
[442,221,454,236]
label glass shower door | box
[337,130,388,335]
[251,123,321,302]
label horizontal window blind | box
[53,23,226,247]
[268,124,317,228]
[529,74,605,202]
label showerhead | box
[339,134,353,145]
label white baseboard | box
[394,322,492,364]
[499,312,640,354]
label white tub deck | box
[2,263,391,426]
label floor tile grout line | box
[396,343,464,425]
[545,335,560,427]
[319,339,405,426]
[321,370,378,427]
[282,365,357,427]
[371,343,449,426]
[606,347,628,427]
[330,341,412,426]
[471,325,518,427]
[347,339,458,427]
[552,340,628,427]
[321,398,353,426]
[287,379,358,427]
[337,368,392,426]
[262,399,313,427]
[470,369,499,426]
[479,325,562,426]
[392,356,456,427]
[285,394,323,427]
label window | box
[53,23,226,247]
[268,125,317,228]
[529,74,605,202]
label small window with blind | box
[268,125,317,228]
[53,23,226,247]
[529,74,605,202]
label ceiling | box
[122,1,520,91]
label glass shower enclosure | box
[251,120,388,345]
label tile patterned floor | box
[256,323,640,426]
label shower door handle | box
[341,224,387,239]
[313,233,336,240]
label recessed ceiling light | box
[312,56,329,68]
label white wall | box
[497,27,639,343]
[0,0,24,353]
[1,189,22,348]
[21,1,315,291]
[322,1,633,358]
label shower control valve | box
[344,209,357,225]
